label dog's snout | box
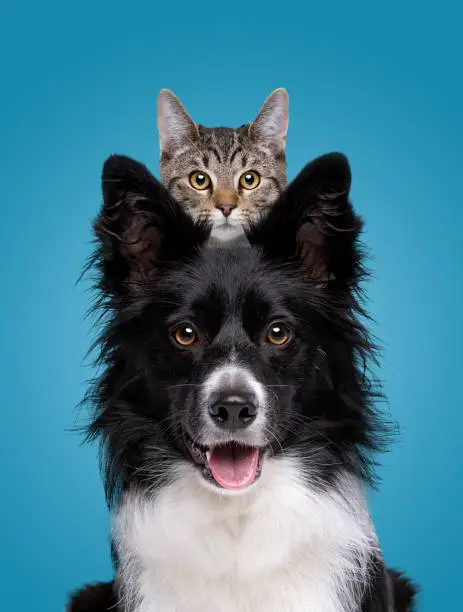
[208,393,257,430]
[201,365,266,439]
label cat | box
[157,88,288,245]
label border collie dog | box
[69,153,417,611]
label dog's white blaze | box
[114,457,378,612]
[202,363,267,407]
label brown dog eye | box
[173,324,199,347]
[239,170,260,190]
[266,322,291,346]
[189,171,211,190]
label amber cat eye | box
[172,324,199,347]
[266,322,291,346]
[239,170,260,190]
[189,171,211,191]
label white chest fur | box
[114,456,378,612]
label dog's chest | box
[115,459,374,612]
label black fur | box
[70,153,417,610]
[67,581,118,611]
[388,570,419,611]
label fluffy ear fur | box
[249,88,289,151]
[248,152,363,292]
[94,155,209,298]
[157,89,199,155]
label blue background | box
[1,1,461,609]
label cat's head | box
[157,89,288,242]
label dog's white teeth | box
[206,451,211,463]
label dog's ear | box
[93,155,209,297]
[248,153,363,292]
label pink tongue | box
[208,444,259,490]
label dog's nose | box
[215,203,237,218]
[208,394,257,430]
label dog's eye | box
[172,324,199,347]
[239,170,260,190]
[266,322,291,346]
[189,171,211,191]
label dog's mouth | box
[183,430,263,490]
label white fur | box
[201,364,267,408]
[208,221,249,247]
[114,455,378,612]
[200,363,267,416]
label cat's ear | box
[157,89,199,154]
[94,155,209,298]
[249,88,289,152]
[248,153,363,292]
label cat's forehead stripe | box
[209,147,222,164]
[199,126,243,156]
[229,147,242,165]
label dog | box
[68,153,417,611]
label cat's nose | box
[216,203,237,218]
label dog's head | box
[87,153,384,501]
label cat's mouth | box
[215,215,240,227]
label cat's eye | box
[239,170,260,190]
[266,322,291,346]
[172,323,199,347]
[189,171,211,191]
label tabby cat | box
[157,88,289,244]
